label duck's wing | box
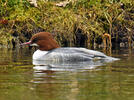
[71,48,119,61]
[72,48,107,58]
[44,47,109,61]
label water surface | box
[0,48,134,100]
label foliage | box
[0,0,134,48]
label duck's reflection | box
[33,59,113,71]
[32,59,116,100]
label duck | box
[21,32,119,62]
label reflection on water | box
[33,59,110,71]
[0,48,134,100]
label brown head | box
[22,32,60,51]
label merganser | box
[21,32,119,62]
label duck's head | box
[21,32,60,51]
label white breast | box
[33,50,48,60]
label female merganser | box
[21,32,119,62]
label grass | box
[0,0,133,48]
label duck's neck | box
[39,46,60,51]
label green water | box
[0,48,134,100]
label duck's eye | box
[32,38,38,43]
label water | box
[0,48,134,100]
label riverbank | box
[0,0,133,49]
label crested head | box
[30,32,60,51]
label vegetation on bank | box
[0,0,134,48]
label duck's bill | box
[20,41,31,46]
